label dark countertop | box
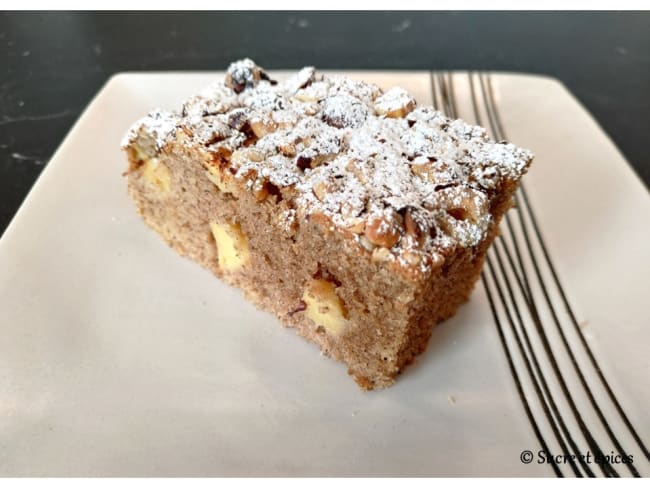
[1,11,649,236]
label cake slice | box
[121,59,533,389]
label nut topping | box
[374,87,416,118]
[359,235,376,252]
[278,142,297,157]
[322,94,369,129]
[312,180,330,201]
[231,148,264,165]
[371,247,393,263]
[403,207,424,243]
[225,58,273,93]
[364,213,401,248]
[296,155,312,171]
[249,117,277,138]
[345,217,366,234]
[123,58,533,276]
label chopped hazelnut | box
[345,159,368,184]
[371,247,393,263]
[438,186,485,224]
[293,91,319,103]
[278,142,297,157]
[374,87,416,118]
[253,180,269,201]
[249,118,277,138]
[404,208,420,238]
[296,155,312,171]
[231,148,264,165]
[364,214,401,248]
[346,218,366,235]
[312,180,329,201]
[359,235,376,252]
[401,250,422,266]
[224,58,272,93]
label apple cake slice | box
[121,59,532,389]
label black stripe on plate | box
[482,269,563,477]
[518,184,650,463]
[478,72,619,477]
[431,72,565,477]
[483,73,641,477]
[490,240,590,476]
[461,72,598,476]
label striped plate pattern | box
[430,72,649,478]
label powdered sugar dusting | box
[122,60,533,274]
[121,109,177,151]
[374,87,416,116]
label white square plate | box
[1,71,648,477]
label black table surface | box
[1,11,649,237]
